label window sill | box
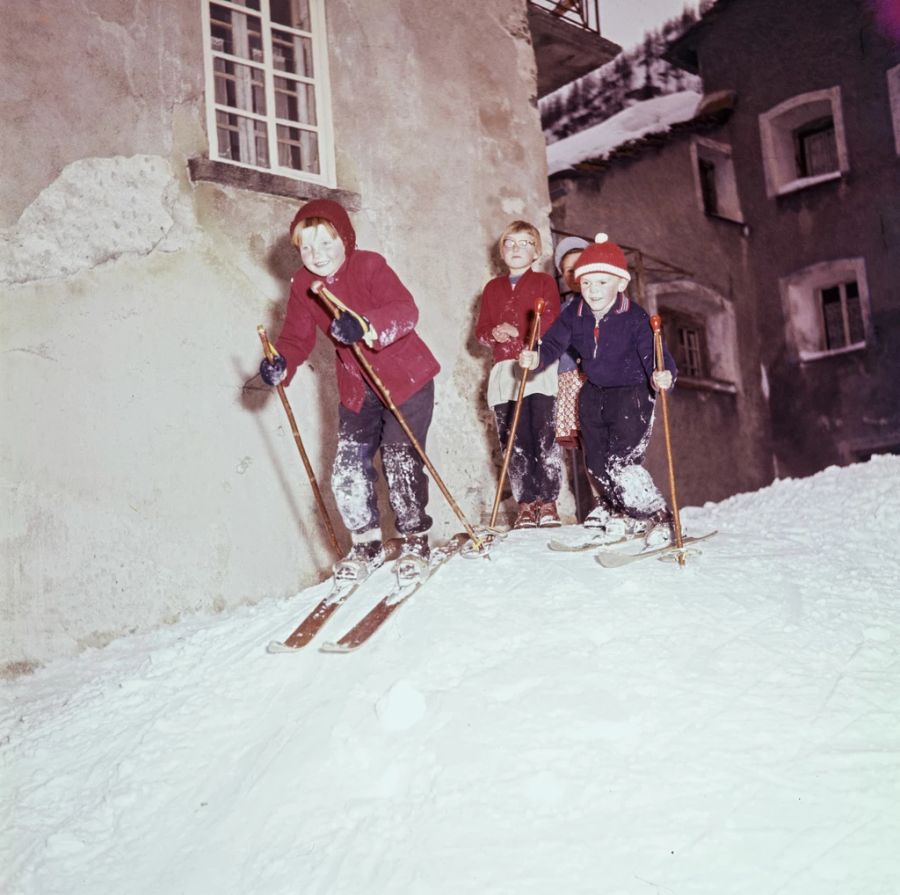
[188,158,361,210]
[775,170,842,198]
[704,211,748,230]
[674,376,737,395]
[799,341,866,363]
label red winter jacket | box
[275,250,440,412]
[475,269,561,362]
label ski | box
[319,535,468,653]
[594,530,718,568]
[547,532,636,553]
[266,577,366,653]
[266,540,405,652]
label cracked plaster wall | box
[1,0,555,671]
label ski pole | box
[649,315,685,565]
[489,298,545,528]
[257,325,343,560]
[309,281,485,552]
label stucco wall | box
[1,0,558,671]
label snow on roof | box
[547,90,702,176]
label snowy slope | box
[547,91,702,175]
[3,456,900,894]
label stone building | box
[549,0,900,505]
[0,1,618,670]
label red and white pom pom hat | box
[573,233,631,284]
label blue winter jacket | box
[537,294,677,389]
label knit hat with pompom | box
[573,233,630,284]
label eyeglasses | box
[502,238,536,249]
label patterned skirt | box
[555,369,585,449]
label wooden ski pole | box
[489,298,545,528]
[257,325,342,560]
[649,314,685,565]
[310,281,485,551]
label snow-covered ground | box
[3,456,900,895]
[547,91,701,175]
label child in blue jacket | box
[519,233,677,544]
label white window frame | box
[758,87,849,198]
[690,137,743,222]
[779,258,871,363]
[200,0,336,188]
[888,64,900,156]
[645,280,740,393]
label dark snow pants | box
[493,393,562,505]
[332,380,434,536]
[578,381,666,518]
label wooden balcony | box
[527,0,621,97]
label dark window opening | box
[698,158,718,215]
[794,116,838,177]
[820,280,864,351]
[659,309,709,379]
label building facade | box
[550,0,900,506]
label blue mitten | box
[259,355,287,386]
[329,314,369,345]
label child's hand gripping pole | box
[649,314,686,564]
[313,286,377,348]
[257,325,343,560]
[489,298,545,529]
[309,281,486,553]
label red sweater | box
[475,269,561,362]
[275,250,440,412]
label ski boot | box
[641,510,675,549]
[537,500,562,528]
[395,532,430,582]
[513,501,539,529]
[583,503,628,543]
[334,536,385,581]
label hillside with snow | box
[3,456,900,894]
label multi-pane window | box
[780,260,870,362]
[820,280,865,351]
[201,0,335,185]
[660,309,708,379]
[758,87,848,197]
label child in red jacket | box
[475,221,562,529]
[260,199,439,576]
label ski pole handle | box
[310,280,377,348]
[257,325,279,362]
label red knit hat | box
[574,233,630,284]
[288,198,357,254]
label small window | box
[759,87,848,197]
[666,313,708,379]
[200,0,336,187]
[651,281,740,394]
[794,117,838,178]
[698,158,718,216]
[780,259,870,362]
[692,138,743,222]
[820,281,864,351]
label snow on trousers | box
[578,381,666,518]
[332,380,434,536]
[492,393,562,505]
